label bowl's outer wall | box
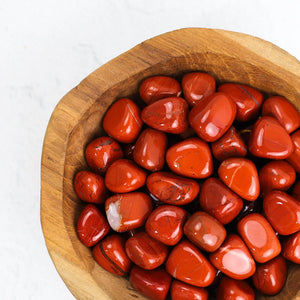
[41,28,300,300]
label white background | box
[1,0,299,299]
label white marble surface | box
[1,0,299,299]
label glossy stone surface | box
[263,190,300,235]
[189,92,236,142]
[85,136,123,174]
[182,72,216,106]
[139,75,181,104]
[103,98,142,143]
[104,159,146,193]
[105,192,152,232]
[287,130,300,172]
[141,97,189,134]
[262,96,300,133]
[217,276,255,300]
[129,266,171,300]
[218,158,260,201]
[184,211,227,252]
[76,204,110,247]
[170,280,209,300]
[166,240,216,287]
[248,116,294,159]
[292,180,300,200]
[209,234,256,280]
[218,83,263,122]
[166,137,213,178]
[145,205,187,245]
[237,213,281,263]
[252,255,287,295]
[74,170,107,204]
[93,234,131,276]
[146,172,200,205]
[282,231,300,264]
[125,232,168,270]
[133,128,167,171]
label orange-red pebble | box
[287,130,300,172]
[282,231,300,264]
[170,280,209,300]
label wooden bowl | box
[41,28,300,300]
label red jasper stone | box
[263,190,300,235]
[166,137,213,179]
[74,171,108,204]
[209,234,256,280]
[287,130,300,172]
[211,126,247,162]
[139,75,181,105]
[103,98,142,143]
[184,211,227,252]
[282,231,300,264]
[248,116,294,159]
[189,92,236,142]
[93,234,131,276]
[77,204,110,247]
[104,159,146,193]
[182,72,216,106]
[125,232,168,270]
[170,280,209,300]
[105,192,152,232]
[237,213,281,263]
[133,128,168,171]
[200,177,243,224]
[262,96,300,133]
[259,160,296,196]
[85,136,123,174]
[292,180,300,200]
[217,276,255,300]
[218,83,263,122]
[146,172,200,205]
[218,158,260,201]
[141,97,189,134]
[252,255,287,295]
[129,266,172,300]
[145,205,187,246]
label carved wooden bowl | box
[41,28,300,299]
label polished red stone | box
[139,75,181,105]
[170,280,209,300]
[104,159,146,193]
[200,177,243,224]
[248,116,294,159]
[259,160,296,196]
[133,128,168,171]
[74,171,108,204]
[262,96,300,133]
[166,240,216,287]
[217,276,255,300]
[287,130,300,172]
[93,234,131,276]
[252,255,287,295]
[77,204,110,247]
[282,231,300,264]
[218,158,260,201]
[209,234,256,280]
[166,137,213,178]
[189,92,236,142]
[184,211,227,252]
[146,172,200,205]
[125,232,169,270]
[292,180,300,200]
[263,190,300,235]
[141,97,189,134]
[85,136,123,174]
[182,72,216,106]
[218,83,263,122]
[105,192,152,232]
[103,98,142,143]
[129,266,172,300]
[237,213,281,263]
[211,126,247,161]
[145,205,187,246]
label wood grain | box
[41,28,300,300]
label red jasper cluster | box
[74,73,300,300]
